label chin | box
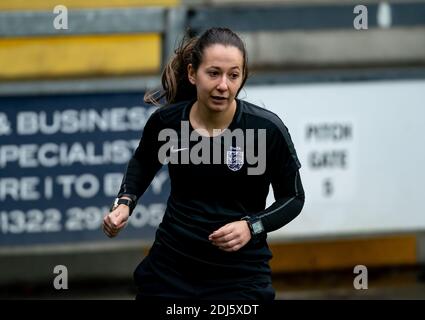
[207,99,233,112]
[207,103,228,112]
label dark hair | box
[144,27,248,106]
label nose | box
[216,75,228,92]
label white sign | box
[300,119,356,202]
[245,80,425,239]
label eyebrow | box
[208,66,241,70]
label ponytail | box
[144,35,197,106]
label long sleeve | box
[258,169,305,233]
[117,110,163,203]
[254,119,305,234]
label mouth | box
[211,96,228,103]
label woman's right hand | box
[102,205,130,238]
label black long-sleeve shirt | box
[118,98,305,282]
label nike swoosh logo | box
[170,146,189,153]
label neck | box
[190,100,237,136]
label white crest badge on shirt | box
[226,146,244,171]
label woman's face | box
[188,44,244,113]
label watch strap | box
[110,197,135,215]
[241,215,265,237]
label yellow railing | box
[269,234,417,272]
[0,34,161,79]
[0,0,179,11]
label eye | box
[208,71,219,77]
[230,73,240,79]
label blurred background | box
[1,0,425,299]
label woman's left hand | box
[209,221,251,252]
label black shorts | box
[134,256,275,301]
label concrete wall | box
[242,28,425,69]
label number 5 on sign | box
[323,178,334,197]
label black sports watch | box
[241,216,265,237]
[110,197,135,215]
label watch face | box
[252,220,264,234]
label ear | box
[187,64,196,85]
